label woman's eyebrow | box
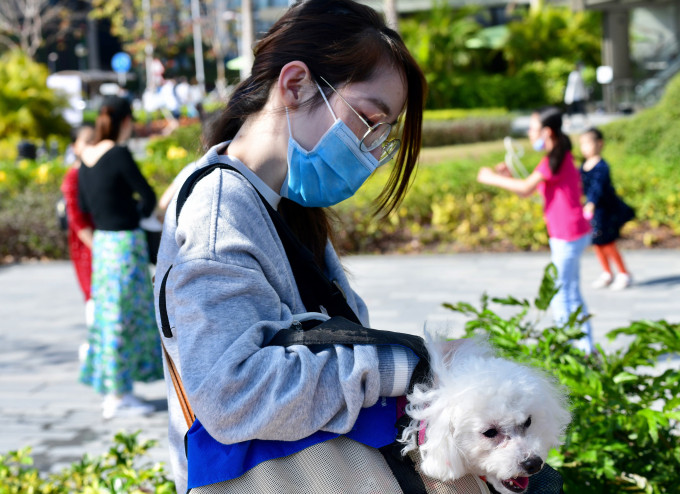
[365,96,398,124]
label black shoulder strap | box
[268,315,428,362]
[175,163,231,225]
[269,315,430,393]
[160,163,361,339]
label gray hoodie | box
[154,143,417,493]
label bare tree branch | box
[0,0,66,57]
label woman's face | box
[527,113,544,146]
[293,64,407,161]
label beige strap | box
[161,341,196,428]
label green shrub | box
[334,148,549,254]
[0,50,71,160]
[145,123,203,160]
[446,264,680,492]
[0,431,175,493]
[0,185,68,260]
[0,157,70,260]
[425,71,548,110]
[421,116,513,147]
[423,108,509,120]
[602,71,680,158]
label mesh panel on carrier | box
[190,437,490,494]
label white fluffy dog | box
[401,336,571,494]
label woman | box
[78,95,163,419]
[153,1,498,493]
[477,107,594,354]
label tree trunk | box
[240,0,254,80]
[214,0,228,98]
[384,0,399,33]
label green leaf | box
[490,295,529,307]
[612,372,638,384]
[534,262,560,310]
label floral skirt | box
[79,229,163,395]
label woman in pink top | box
[477,106,594,354]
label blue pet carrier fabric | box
[186,397,398,489]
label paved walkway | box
[1,249,679,477]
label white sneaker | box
[610,273,632,290]
[102,393,154,419]
[591,272,613,289]
[78,342,89,363]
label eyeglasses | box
[319,76,401,166]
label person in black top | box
[78,96,164,419]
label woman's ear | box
[276,61,314,108]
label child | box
[579,127,635,290]
[477,106,594,354]
[60,126,95,323]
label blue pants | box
[549,233,594,354]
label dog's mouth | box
[501,476,530,493]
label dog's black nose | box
[521,456,543,475]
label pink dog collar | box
[418,420,426,445]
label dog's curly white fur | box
[400,335,571,494]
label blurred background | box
[1,0,679,261]
[1,2,679,491]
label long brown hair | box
[93,96,133,144]
[205,0,426,264]
[536,106,572,175]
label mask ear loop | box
[285,81,338,140]
[285,107,293,137]
[314,80,338,121]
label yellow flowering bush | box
[166,145,188,160]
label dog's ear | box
[434,339,466,373]
[424,333,467,374]
[425,333,496,374]
[419,411,468,481]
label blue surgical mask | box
[532,137,546,151]
[280,82,379,208]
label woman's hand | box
[477,167,497,185]
[494,162,512,177]
[76,227,94,250]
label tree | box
[400,3,485,108]
[0,0,67,58]
[503,6,601,75]
[0,50,70,141]
[89,0,211,77]
[384,0,399,33]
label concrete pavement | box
[1,249,679,477]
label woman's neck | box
[225,107,289,193]
[81,139,115,167]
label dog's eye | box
[524,416,532,428]
[483,428,498,438]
